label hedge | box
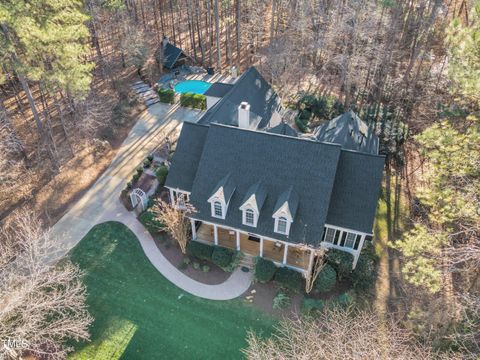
[180,92,206,109]
[155,165,169,186]
[211,246,235,268]
[254,257,277,283]
[326,249,354,280]
[138,209,164,234]
[186,241,214,260]
[349,242,377,291]
[314,264,337,293]
[302,297,325,313]
[274,267,304,292]
[158,88,175,104]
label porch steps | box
[238,255,255,270]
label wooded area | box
[1,0,479,358]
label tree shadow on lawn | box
[68,221,275,360]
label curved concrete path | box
[50,102,252,301]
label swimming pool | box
[174,80,212,94]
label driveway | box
[50,103,202,258]
[50,102,253,300]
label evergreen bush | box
[138,209,164,234]
[186,241,214,260]
[211,246,235,268]
[326,249,354,279]
[158,88,175,104]
[254,257,277,283]
[274,267,304,292]
[155,165,169,186]
[314,264,337,293]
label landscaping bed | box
[153,234,230,285]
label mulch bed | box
[153,233,230,285]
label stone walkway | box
[50,102,252,301]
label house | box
[165,122,384,274]
[197,67,283,129]
[156,36,189,69]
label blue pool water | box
[174,80,212,94]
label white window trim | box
[274,216,291,235]
[210,197,227,219]
[167,187,190,209]
[242,207,258,227]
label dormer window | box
[208,174,235,220]
[242,208,258,227]
[272,186,298,236]
[277,217,288,234]
[213,201,223,218]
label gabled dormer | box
[207,174,235,219]
[239,182,266,227]
[272,186,298,236]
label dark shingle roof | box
[273,186,299,218]
[315,111,379,154]
[267,122,298,137]
[188,124,341,246]
[210,173,235,203]
[325,150,385,233]
[241,181,267,210]
[204,82,234,98]
[197,67,280,129]
[164,122,209,192]
[163,43,184,69]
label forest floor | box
[69,222,275,360]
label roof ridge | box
[210,123,342,148]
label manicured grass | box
[69,222,275,359]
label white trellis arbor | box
[130,188,148,211]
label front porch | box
[193,221,312,272]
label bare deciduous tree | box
[243,307,445,360]
[154,199,195,254]
[0,210,92,360]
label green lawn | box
[69,221,275,360]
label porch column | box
[352,234,366,269]
[236,231,240,251]
[169,188,175,204]
[213,224,218,245]
[282,243,289,264]
[307,248,315,274]
[190,219,196,240]
[259,237,264,257]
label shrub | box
[178,262,188,270]
[302,297,325,313]
[143,158,152,168]
[158,88,175,104]
[180,92,206,109]
[147,154,154,162]
[314,264,337,293]
[349,247,377,292]
[326,249,354,280]
[192,262,200,270]
[295,116,309,133]
[254,257,277,283]
[192,94,206,109]
[138,209,164,234]
[273,292,291,309]
[183,257,191,265]
[186,241,214,260]
[211,246,235,268]
[223,251,242,272]
[331,292,354,308]
[180,92,194,107]
[155,165,169,186]
[274,267,304,292]
[202,265,210,273]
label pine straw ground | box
[68,221,275,360]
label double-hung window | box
[213,201,223,218]
[245,209,255,225]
